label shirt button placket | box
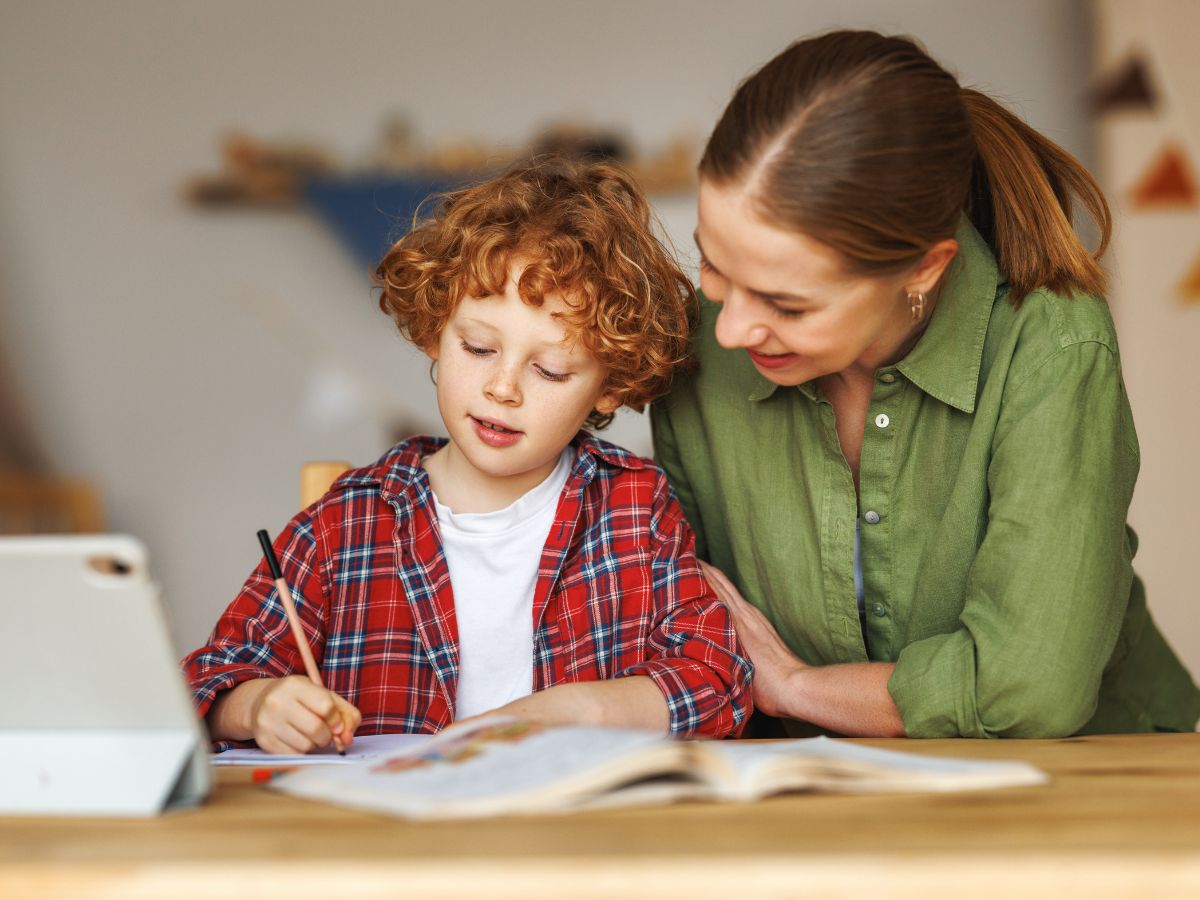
[862,372,900,654]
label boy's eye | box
[535,364,570,383]
[460,340,493,356]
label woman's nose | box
[713,294,770,349]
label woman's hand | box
[700,561,806,719]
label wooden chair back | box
[0,474,104,534]
[300,461,352,508]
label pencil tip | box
[338,749,346,756]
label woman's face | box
[695,178,923,387]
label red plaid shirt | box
[182,434,751,747]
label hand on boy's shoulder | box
[248,675,361,755]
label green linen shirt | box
[651,221,1200,738]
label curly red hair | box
[375,156,697,430]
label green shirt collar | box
[747,220,1001,412]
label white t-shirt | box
[431,448,574,720]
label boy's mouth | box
[470,415,523,447]
[471,415,520,434]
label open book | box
[272,718,1048,819]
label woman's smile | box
[746,348,800,370]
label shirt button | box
[872,603,887,618]
[875,413,890,429]
[879,372,896,384]
[864,510,880,525]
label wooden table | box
[2,733,1198,898]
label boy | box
[183,157,751,754]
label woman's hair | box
[700,30,1110,305]
[375,156,696,430]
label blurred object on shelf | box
[532,123,631,163]
[530,124,697,193]
[185,119,699,265]
[185,132,337,208]
[187,118,699,211]
[368,115,425,172]
[627,134,700,195]
[0,474,104,534]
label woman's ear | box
[906,238,959,296]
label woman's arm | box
[709,337,1140,739]
[702,561,904,736]
[888,338,1137,738]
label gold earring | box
[906,291,927,322]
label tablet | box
[0,534,211,815]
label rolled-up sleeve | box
[889,339,1139,738]
[619,472,753,738]
[181,516,327,720]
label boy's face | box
[428,262,618,498]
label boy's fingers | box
[292,706,334,748]
[293,682,338,720]
[277,723,317,755]
[331,693,362,729]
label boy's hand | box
[455,677,670,733]
[247,675,361,755]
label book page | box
[210,732,432,766]
[701,736,1048,797]
[273,718,685,818]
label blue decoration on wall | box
[302,174,461,271]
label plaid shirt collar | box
[334,431,647,510]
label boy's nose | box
[484,369,522,405]
[714,294,770,350]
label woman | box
[651,29,1200,738]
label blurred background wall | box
[9,0,1190,684]
[1093,0,1200,685]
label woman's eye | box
[771,305,805,320]
[535,365,569,383]
[460,340,493,356]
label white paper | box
[211,732,431,766]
